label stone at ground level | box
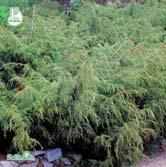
[60,158,71,166]
[68,153,82,163]
[160,139,166,146]
[42,160,53,167]
[136,152,166,167]
[32,150,45,157]
[0,155,6,161]
[18,160,38,167]
[160,139,166,151]
[20,163,37,167]
[0,161,18,167]
[45,148,62,162]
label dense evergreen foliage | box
[0,0,165,166]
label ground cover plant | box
[0,0,166,166]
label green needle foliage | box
[0,6,9,24]
[0,0,166,166]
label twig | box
[42,19,47,37]
[29,5,35,43]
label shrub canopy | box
[0,0,165,166]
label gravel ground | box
[136,151,166,167]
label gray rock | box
[45,148,62,162]
[20,163,37,167]
[160,139,166,151]
[19,160,38,167]
[0,161,18,167]
[52,160,60,166]
[61,158,71,166]
[68,153,82,163]
[161,139,166,146]
[42,160,53,167]
[32,150,45,157]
